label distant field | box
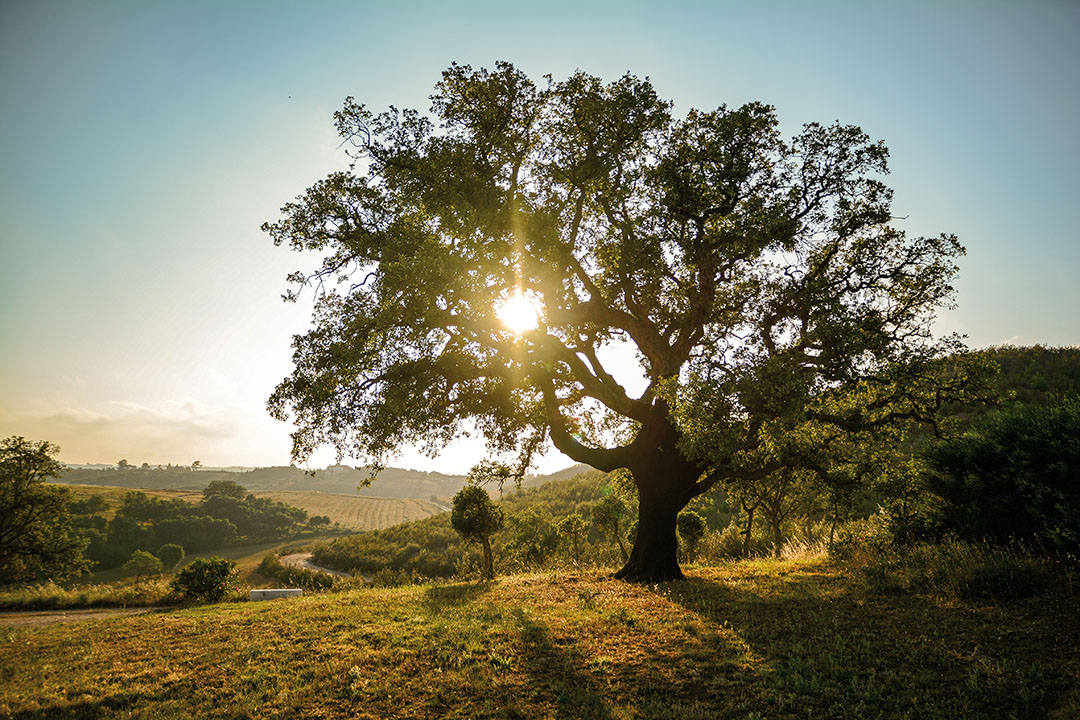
[54,483,444,530]
[254,491,444,530]
[57,484,200,517]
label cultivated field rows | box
[57,484,445,531]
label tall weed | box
[0,577,172,610]
[846,534,1069,602]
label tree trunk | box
[549,405,704,583]
[614,489,683,582]
[614,438,701,582]
[480,535,494,580]
[742,504,755,558]
[615,529,629,564]
[828,504,839,547]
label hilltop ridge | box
[58,462,590,500]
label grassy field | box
[59,484,202,517]
[56,483,444,530]
[2,557,1076,719]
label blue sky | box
[1,0,1077,471]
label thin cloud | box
[0,400,256,466]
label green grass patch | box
[1,558,1077,719]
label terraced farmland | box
[55,484,445,530]
[249,492,445,530]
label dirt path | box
[0,607,160,629]
[278,552,352,578]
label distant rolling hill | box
[59,462,589,501]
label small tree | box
[557,513,588,563]
[122,549,163,577]
[592,496,629,563]
[202,479,247,500]
[0,436,89,584]
[676,510,707,563]
[157,543,185,570]
[171,557,238,603]
[505,507,558,569]
[450,485,504,580]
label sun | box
[497,290,539,334]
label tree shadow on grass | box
[510,608,613,720]
[421,580,493,611]
[8,689,175,720]
[417,581,612,719]
[646,568,1079,719]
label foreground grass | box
[1,558,1077,719]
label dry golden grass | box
[2,558,1077,719]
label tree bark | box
[480,535,494,580]
[614,488,683,581]
[742,504,756,558]
[613,432,703,582]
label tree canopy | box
[926,396,1080,555]
[0,436,89,584]
[451,484,504,580]
[265,62,968,580]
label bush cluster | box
[925,396,1080,557]
[170,557,242,604]
[831,525,1072,602]
[257,555,336,591]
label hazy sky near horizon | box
[1,0,1078,472]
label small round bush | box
[677,510,707,562]
[157,543,185,570]
[171,557,239,603]
[122,550,163,577]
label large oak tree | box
[265,63,965,581]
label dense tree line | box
[76,480,313,570]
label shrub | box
[157,543,184,570]
[257,554,336,590]
[677,510,707,562]
[925,396,1080,556]
[503,507,558,570]
[850,535,1068,602]
[371,567,426,587]
[0,577,172,610]
[698,522,775,561]
[122,550,163,577]
[171,557,240,603]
